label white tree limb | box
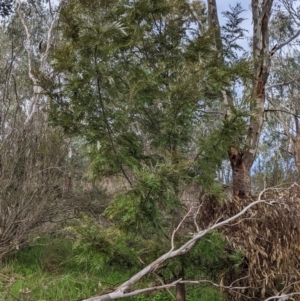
[180,279,250,291]
[264,292,300,301]
[17,0,61,125]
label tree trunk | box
[207,0,222,54]
[292,136,300,181]
[242,0,273,180]
[207,0,274,196]
[228,148,251,197]
[175,268,186,301]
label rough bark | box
[228,148,250,197]
[243,0,274,175]
[207,0,274,196]
[207,0,222,54]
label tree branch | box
[180,279,250,291]
[264,292,300,301]
[271,29,300,54]
[264,109,300,119]
[266,79,296,89]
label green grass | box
[5,270,131,301]
[0,237,134,301]
[0,236,225,301]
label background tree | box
[207,0,300,196]
[0,0,91,258]
[250,2,300,187]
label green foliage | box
[67,215,139,271]
[227,248,244,272]
[104,162,186,234]
[49,0,221,168]
[190,231,227,267]
[47,0,243,233]
[68,217,115,271]
[0,227,234,301]
[187,286,224,301]
[221,3,248,59]
[195,108,248,195]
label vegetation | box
[1,0,300,301]
[1,232,237,301]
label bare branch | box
[264,109,300,119]
[171,207,193,250]
[271,29,300,54]
[266,79,296,89]
[180,279,250,291]
[84,280,182,301]
[193,205,202,233]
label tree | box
[49,0,234,226]
[207,0,300,196]
[46,0,246,300]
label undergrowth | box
[0,234,226,301]
[0,237,135,301]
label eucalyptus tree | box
[261,6,300,181]
[208,0,300,196]
[240,1,300,185]
[262,53,300,183]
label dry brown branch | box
[197,183,300,301]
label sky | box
[217,0,252,27]
[216,0,253,50]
